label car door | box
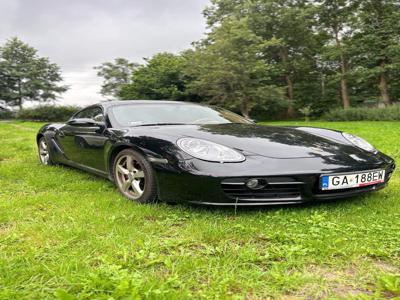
[56,106,108,172]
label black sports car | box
[37,100,396,206]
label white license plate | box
[320,170,385,190]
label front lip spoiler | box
[189,183,387,206]
[188,201,304,206]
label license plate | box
[320,170,385,190]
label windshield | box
[109,103,252,127]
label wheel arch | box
[36,124,54,145]
[36,133,44,145]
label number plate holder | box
[320,169,385,191]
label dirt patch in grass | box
[0,222,15,234]
[143,215,158,222]
[288,264,373,299]
[372,259,399,273]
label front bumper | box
[153,154,396,206]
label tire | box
[38,137,53,165]
[113,149,157,204]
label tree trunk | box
[340,75,350,109]
[279,47,295,117]
[334,31,350,109]
[378,62,391,106]
[16,79,23,110]
[285,74,295,117]
[374,4,392,107]
[241,100,250,119]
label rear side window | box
[74,107,103,120]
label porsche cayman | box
[36,101,396,206]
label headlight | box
[177,137,245,162]
[342,132,376,152]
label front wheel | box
[38,137,53,165]
[113,149,157,203]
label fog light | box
[246,179,259,189]
[246,178,266,190]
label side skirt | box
[61,160,110,179]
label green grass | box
[0,121,399,299]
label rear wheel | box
[38,137,53,165]
[113,149,157,203]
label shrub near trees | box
[16,105,80,122]
[324,105,400,121]
[96,0,400,119]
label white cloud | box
[0,0,210,106]
[62,68,105,106]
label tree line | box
[96,0,400,118]
[1,0,399,119]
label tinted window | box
[110,103,251,127]
[74,106,103,120]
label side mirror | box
[67,118,106,129]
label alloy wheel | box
[115,154,146,199]
[39,139,50,165]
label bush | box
[16,105,81,122]
[0,109,15,120]
[298,106,314,122]
[324,105,400,121]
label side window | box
[73,110,86,119]
[74,107,103,120]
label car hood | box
[128,123,370,159]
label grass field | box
[0,121,399,299]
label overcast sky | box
[0,0,210,106]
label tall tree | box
[0,37,67,109]
[94,58,137,99]
[186,18,283,118]
[316,0,357,109]
[204,0,321,117]
[119,53,191,101]
[352,0,400,106]
[248,0,321,117]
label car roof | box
[99,100,196,109]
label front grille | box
[221,177,304,203]
[220,165,393,205]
